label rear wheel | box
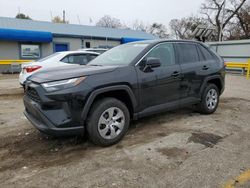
[197,84,219,114]
[86,98,130,146]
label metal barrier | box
[0,60,33,73]
[0,60,32,65]
[10,63,21,74]
[225,59,250,80]
[248,60,250,80]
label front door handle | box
[171,71,180,77]
[202,65,209,70]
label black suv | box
[24,40,225,146]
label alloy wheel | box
[206,88,218,110]
[98,107,125,139]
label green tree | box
[15,13,32,20]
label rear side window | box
[197,45,216,61]
[176,43,199,64]
[61,54,88,65]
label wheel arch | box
[81,85,137,122]
[200,76,224,97]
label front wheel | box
[86,98,130,146]
[197,84,220,114]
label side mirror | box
[146,57,161,68]
[141,57,161,72]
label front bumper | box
[23,95,84,137]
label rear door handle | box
[202,65,209,70]
[171,71,180,77]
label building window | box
[20,44,40,59]
[85,42,91,48]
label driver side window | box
[145,43,175,66]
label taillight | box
[24,65,42,73]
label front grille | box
[25,87,41,103]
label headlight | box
[42,77,86,92]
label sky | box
[0,0,204,26]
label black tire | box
[197,84,220,114]
[86,98,130,147]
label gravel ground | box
[0,74,250,188]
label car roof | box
[129,39,203,45]
[57,51,100,55]
[78,48,108,51]
[84,48,108,50]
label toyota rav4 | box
[23,40,225,146]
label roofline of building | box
[52,34,121,41]
[0,16,133,32]
[0,16,156,39]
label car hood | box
[29,65,118,83]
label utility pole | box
[63,10,65,23]
[50,11,53,21]
[77,14,81,25]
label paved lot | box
[0,74,250,188]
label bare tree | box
[225,22,243,39]
[169,16,208,39]
[131,20,148,32]
[52,16,69,24]
[16,13,32,20]
[96,15,123,28]
[201,0,247,41]
[148,23,169,38]
[233,3,250,39]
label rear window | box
[36,53,60,62]
[89,54,98,61]
[176,43,199,64]
[91,50,107,54]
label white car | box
[19,51,99,85]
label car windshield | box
[88,43,149,66]
[36,53,60,62]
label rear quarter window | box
[197,45,217,61]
